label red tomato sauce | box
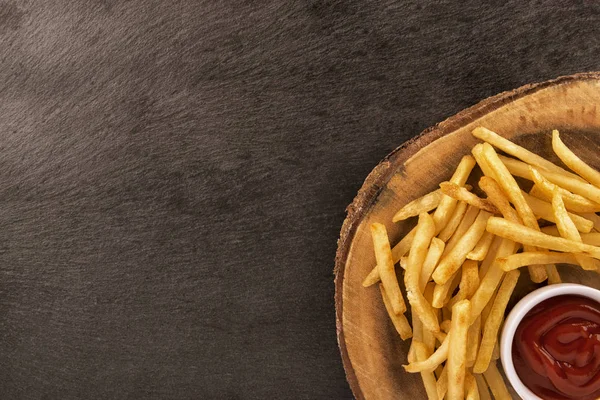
[513,295,600,400]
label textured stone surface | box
[0,1,599,398]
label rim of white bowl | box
[500,283,600,400]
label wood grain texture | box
[335,73,600,399]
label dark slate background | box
[0,1,598,399]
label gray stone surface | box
[0,1,599,398]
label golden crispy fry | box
[404,332,449,373]
[363,226,417,287]
[530,166,600,213]
[399,256,408,270]
[521,190,594,233]
[433,211,491,284]
[481,143,547,282]
[439,182,499,214]
[467,231,495,261]
[479,176,521,222]
[436,365,448,400]
[472,126,583,180]
[420,238,446,292]
[379,284,412,340]
[469,238,517,324]
[471,143,496,178]
[499,152,600,199]
[553,130,600,188]
[447,299,471,400]
[449,260,479,307]
[423,283,438,354]
[393,190,444,222]
[414,341,439,400]
[440,319,452,333]
[482,361,511,400]
[498,251,599,271]
[474,270,520,373]
[465,372,480,400]
[467,316,481,368]
[443,206,480,256]
[433,156,477,233]
[478,236,503,279]
[408,311,424,364]
[579,212,600,232]
[552,189,597,272]
[438,201,469,242]
[371,223,406,314]
[487,217,600,258]
[405,213,439,332]
[432,270,460,308]
[474,373,492,400]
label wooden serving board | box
[334,72,600,399]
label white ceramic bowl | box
[500,283,600,400]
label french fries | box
[483,362,511,400]
[380,284,412,340]
[447,300,471,400]
[405,213,440,332]
[439,182,499,214]
[364,127,600,399]
[487,217,600,258]
[414,341,439,400]
[372,223,406,314]
[474,373,492,400]
[394,190,444,222]
[433,211,491,284]
[473,270,520,373]
[552,130,600,188]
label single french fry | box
[436,365,448,400]
[440,319,452,333]
[465,372,480,400]
[439,182,499,214]
[447,299,471,400]
[433,156,477,233]
[467,231,495,261]
[501,154,600,204]
[438,201,469,242]
[371,223,406,314]
[581,232,600,246]
[553,130,600,187]
[363,226,417,287]
[423,283,438,354]
[408,310,424,364]
[443,206,481,256]
[482,361,511,400]
[449,260,479,307]
[473,126,584,180]
[474,373,492,400]
[393,190,444,222]
[474,270,520,373]
[552,189,596,273]
[399,256,408,270]
[498,251,599,271]
[471,143,496,178]
[467,316,481,368]
[530,166,600,213]
[469,238,518,324]
[420,237,446,292]
[379,284,412,340]
[414,341,439,400]
[522,190,594,233]
[478,236,503,279]
[404,332,449,373]
[579,212,600,232]
[481,143,547,282]
[432,270,460,308]
[433,211,491,284]
[406,213,440,332]
[487,217,600,258]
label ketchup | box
[513,295,600,400]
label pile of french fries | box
[363,127,600,400]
